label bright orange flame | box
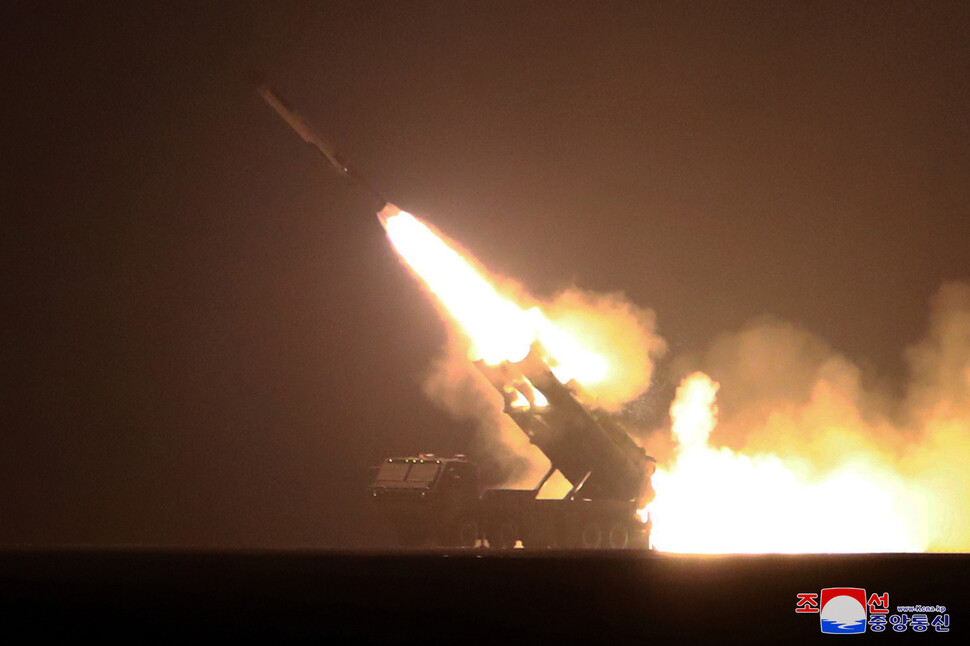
[382,207,534,364]
[642,373,928,553]
[508,388,530,410]
[530,309,608,384]
[529,383,549,408]
[380,206,608,384]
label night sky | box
[4,1,968,547]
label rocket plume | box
[378,203,970,553]
[380,206,535,365]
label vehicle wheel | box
[454,517,479,548]
[607,522,629,549]
[493,518,518,549]
[580,521,603,549]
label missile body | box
[258,86,386,210]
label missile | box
[257,85,386,210]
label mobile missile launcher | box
[369,343,656,549]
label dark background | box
[2,551,966,642]
[3,1,968,547]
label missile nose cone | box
[257,82,389,218]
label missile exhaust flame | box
[378,205,609,379]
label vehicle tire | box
[493,518,518,549]
[454,517,479,548]
[607,522,630,549]
[580,521,603,549]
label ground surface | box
[0,550,965,642]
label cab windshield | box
[406,462,440,484]
[375,461,409,483]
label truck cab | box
[369,455,481,547]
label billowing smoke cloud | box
[901,283,970,550]
[672,281,970,551]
